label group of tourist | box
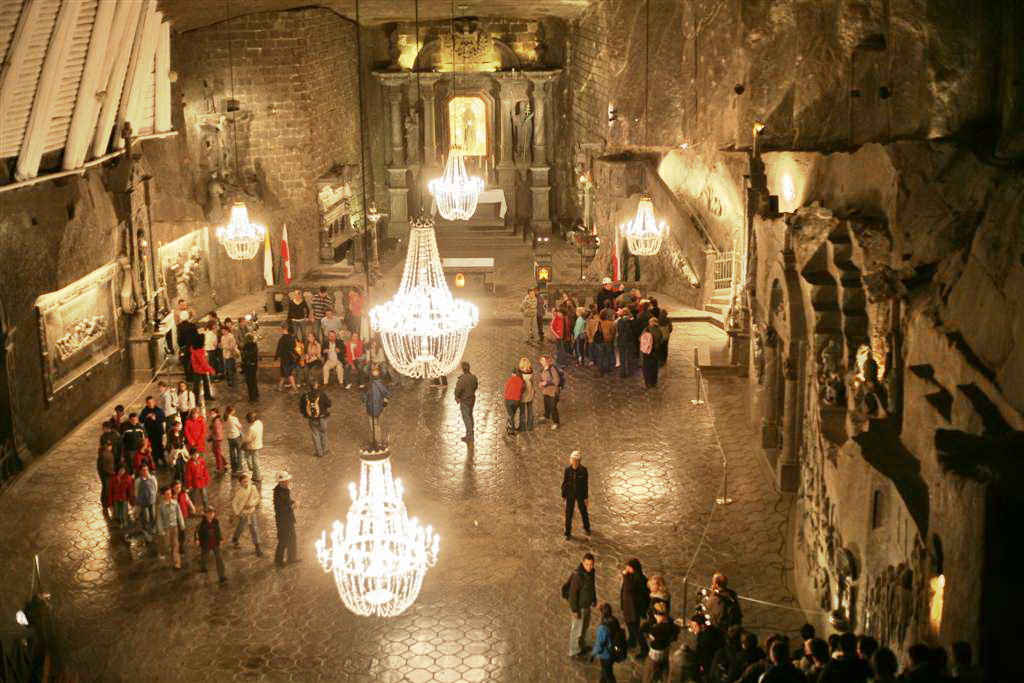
[563,558,983,683]
[521,278,673,390]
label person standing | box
[203,320,222,379]
[107,465,134,528]
[172,480,196,560]
[121,413,147,466]
[363,367,391,448]
[185,450,211,509]
[518,357,535,432]
[286,289,311,339]
[656,310,672,367]
[158,381,178,433]
[167,421,189,483]
[99,420,124,472]
[241,333,260,401]
[240,412,264,483]
[139,397,166,467]
[503,368,526,435]
[300,332,322,387]
[224,406,244,474]
[535,288,547,342]
[567,552,597,657]
[562,450,591,539]
[96,443,116,518]
[155,486,185,569]
[454,362,478,443]
[573,308,588,366]
[189,330,216,401]
[184,408,207,459]
[321,330,344,386]
[520,288,539,343]
[320,308,344,346]
[230,472,263,557]
[346,286,364,336]
[311,286,335,341]
[538,355,563,430]
[620,558,650,654]
[705,572,743,630]
[273,471,298,567]
[275,324,299,392]
[195,507,227,583]
[640,318,661,389]
[596,277,617,310]
[176,381,197,419]
[343,331,365,389]
[208,407,226,474]
[641,603,680,682]
[299,381,332,458]
[590,602,619,683]
[134,465,158,531]
[220,320,239,387]
[596,309,617,376]
[616,308,637,377]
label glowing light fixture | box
[317,446,440,617]
[428,146,484,221]
[622,194,668,256]
[369,217,479,379]
[216,202,267,260]
[454,273,466,288]
[929,574,945,634]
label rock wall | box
[174,8,367,278]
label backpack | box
[561,574,573,600]
[608,618,628,662]
[593,325,604,344]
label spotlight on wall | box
[454,273,466,288]
[679,143,689,149]
[752,120,765,134]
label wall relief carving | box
[158,231,213,314]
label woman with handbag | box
[300,332,322,387]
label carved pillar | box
[419,74,440,167]
[778,341,803,491]
[525,70,560,239]
[496,72,530,233]
[376,72,410,238]
[761,332,782,463]
[386,88,405,167]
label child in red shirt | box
[184,408,207,454]
[132,438,157,477]
[107,465,135,527]
[185,451,211,509]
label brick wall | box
[175,8,366,279]
[566,8,610,149]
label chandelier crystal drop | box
[622,194,668,256]
[316,448,440,617]
[215,201,267,261]
[428,146,484,221]
[370,217,479,379]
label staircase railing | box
[714,250,734,290]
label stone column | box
[761,333,782,463]
[419,74,441,167]
[526,71,559,165]
[495,72,530,233]
[375,72,410,238]
[777,342,803,491]
[386,88,405,167]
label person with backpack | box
[241,333,260,402]
[566,552,597,657]
[590,602,626,682]
[299,380,331,458]
[538,355,564,430]
[705,572,743,630]
[620,558,650,655]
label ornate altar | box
[35,263,121,401]
[157,230,213,314]
[317,166,358,263]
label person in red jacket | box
[184,408,207,454]
[344,331,366,389]
[503,368,526,435]
[172,480,196,558]
[132,438,157,477]
[185,450,211,509]
[207,407,226,474]
[107,464,135,527]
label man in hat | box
[597,277,618,310]
[273,471,298,567]
[561,450,590,539]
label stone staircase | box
[704,287,732,317]
[433,214,524,255]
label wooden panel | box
[0,0,25,69]
[44,0,98,152]
[0,0,61,158]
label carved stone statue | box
[726,294,749,333]
[404,109,420,163]
[204,171,226,221]
[753,328,765,384]
[818,338,845,406]
[512,101,534,163]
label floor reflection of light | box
[604,456,679,508]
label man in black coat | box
[561,450,590,539]
[139,396,166,467]
[567,552,596,657]
[706,572,743,629]
[121,413,146,462]
[454,362,478,443]
[273,471,298,567]
[620,558,650,653]
[688,612,726,679]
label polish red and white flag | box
[281,224,292,284]
[611,224,621,281]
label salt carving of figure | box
[512,102,533,163]
[404,110,420,162]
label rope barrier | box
[736,595,828,615]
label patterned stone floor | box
[0,322,807,682]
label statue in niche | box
[405,109,420,163]
[819,338,845,406]
[204,171,227,221]
[851,344,888,422]
[726,294,748,333]
[512,101,534,164]
[753,328,765,384]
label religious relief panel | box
[448,96,487,157]
[157,230,213,315]
[35,263,121,401]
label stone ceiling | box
[157,0,593,31]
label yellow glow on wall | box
[782,173,796,202]
[536,266,550,282]
[454,273,466,288]
[929,574,945,634]
[397,41,421,70]
[448,96,487,156]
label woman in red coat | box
[503,369,526,435]
[184,451,211,509]
[184,408,207,454]
[107,465,135,527]
[132,438,156,477]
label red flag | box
[280,224,291,284]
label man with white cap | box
[597,277,617,310]
[561,450,591,539]
[273,471,299,567]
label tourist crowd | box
[561,556,984,683]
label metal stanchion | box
[690,347,705,405]
[716,455,734,505]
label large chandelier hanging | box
[317,446,440,617]
[428,146,484,221]
[370,217,479,378]
[622,194,668,256]
[216,201,267,260]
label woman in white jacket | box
[240,411,264,483]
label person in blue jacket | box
[591,602,618,682]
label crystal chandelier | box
[216,201,267,260]
[370,217,478,378]
[316,446,440,617]
[622,194,668,256]
[428,146,484,221]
